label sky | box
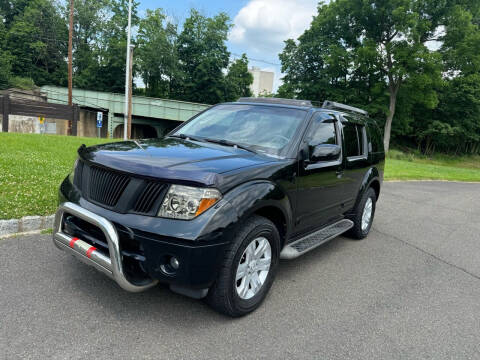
[137,0,320,91]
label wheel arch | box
[252,206,288,248]
[369,178,381,200]
[223,180,293,248]
[352,167,381,212]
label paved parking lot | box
[1,181,479,359]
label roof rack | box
[237,97,313,107]
[322,100,368,116]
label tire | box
[346,187,377,240]
[205,215,280,317]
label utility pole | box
[68,0,73,106]
[68,0,74,135]
[123,0,133,140]
[127,45,134,139]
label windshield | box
[173,104,307,157]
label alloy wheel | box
[235,237,272,300]
[361,197,373,231]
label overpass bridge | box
[41,86,209,138]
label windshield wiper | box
[170,134,257,154]
[203,138,257,154]
[169,133,204,143]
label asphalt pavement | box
[1,181,479,359]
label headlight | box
[158,185,222,220]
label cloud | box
[230,0,319,56]
[229,0,319,92]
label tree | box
[70,0,110,90]
[176,9,231,104]
[4,0,68,87]
[279,0,445,152]
[95,0,139,92]
[410,2,480,154]
[136,9,178,98]
[224,54,253,101]
[0,16,13,89]
[0,0,30,27]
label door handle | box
[336,170,344,178]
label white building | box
[248,67,274,96]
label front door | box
[294,112,345,236]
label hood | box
[78,138,275,189]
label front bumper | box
[53,202,159,292]
[53,200,235,295]
[54,175,238,294]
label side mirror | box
[309,144,341,162]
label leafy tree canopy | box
[136,8,178,98]
[176,9,232,104]
[279,0,450,152]
[225,54,253,101]
[3,0,67,87]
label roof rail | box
[322,100,368,116]
[238,97,313,107]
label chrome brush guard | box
[53,202,158,292]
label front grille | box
[88,166,130,207]
[133,181,167,214]
[73,161,167,215]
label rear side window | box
[343,123,359,157]
[369,123,384,153]
[343,122,367,158]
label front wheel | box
[206,215,280,317]
[347,187,377,240]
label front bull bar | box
[52,202,158,292]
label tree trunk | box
[383,81,399,153]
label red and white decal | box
[86,246,97,259]
[69,237,79,248]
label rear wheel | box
[347,187,377,240]
[206,215,280,317]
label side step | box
[280,219,354,259]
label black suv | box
[53,98,385,317]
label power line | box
[231,53,281,67]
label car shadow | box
[61,234,355,325]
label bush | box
[9,76,36,90]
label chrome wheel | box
[361,197,373,231]
[235,237,272,300]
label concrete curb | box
[0,215,54,238]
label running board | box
[280,219,354,259]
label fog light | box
[170,257,180,270]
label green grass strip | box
[0,133,115,219]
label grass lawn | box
[0,132,115,220]
[0,133,479,220]
[384,149,480,182]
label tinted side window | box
[311,122,336,146]
[306,113,337,146]
[369,123,384,153]
[343,123,359,157]
[343,122,367,158]
[357,125,366,155]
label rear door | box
[340,117,369,210]
[294,112,345,235]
